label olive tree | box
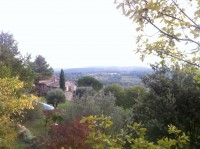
[46,89,66,108]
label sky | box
[0,0,154,68]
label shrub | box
[43,119,90,149]
[17,124,36,143]
[21,102,44,122]
[65,92,133,134]
[81,115,190,149]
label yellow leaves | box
[0,77,39,148]
[176,33,182,37]
[145,0,160,11]
[0,116,17,148]
[0,77,39,116]
[0,77,23,97]
[145,0,154,9]
[82,115,189,148]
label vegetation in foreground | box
[2,0,200,146]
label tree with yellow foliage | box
[81,115,189,149]
[115,0,200,70]
[0,77,38,148]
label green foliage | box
[115,0,200,70]
[0,62,11,78]
[17,124,36,144]
[81,115,189,149]
[22,102,44,123]
[74,87,96,98]
[43,109,64,127]
[65,92,132,134]
[0,32,36,89]
[0,31,19,62]
[104,84,125,107]
[33,55,54,81]
[78,76,103,91]
[59,69,66,91]
[57,100,71,109]
[46,88,66,108]
[104,84,148,109]
[81,115,123,149]
[124,86,147,109]
[132,65,200,147]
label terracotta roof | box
[38,75,60,87]
[38,75,76,88]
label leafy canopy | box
[0,32,36,88]
[46,88,66,108]
[81,115,189,149]
[115,0,200,69]
[0,77,38,148]
[140,65,200,147]
[77,76,103,91]
[33,55,54,81]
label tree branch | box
[142,15,200,47]
[158,49,200,68]
[172,0,200,30]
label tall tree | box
[59,69,66,91]
[0,31,19,60]
[0,32,36,89]
[33,55,54,81]
[132,65,200,147]
[115,0,200,71]
[0,32,21,76]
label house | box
[37,75,76,100]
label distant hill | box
[54,66,153,87]
[55,66,152,74]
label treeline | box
[73,65,200,148]
[0,32,54,148]
[103,65,200,148]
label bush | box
[74,86,96,98]
[65,92,133,133]
[81,115,189,149]
[43,119,90,149]
[21,102,44,122]
[17,124,36,143]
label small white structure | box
[38,101,55,110]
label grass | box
[24,100,71,137]
[14,98,72,148]
[40,97,71,109]
[13,139,29,149]
[57,100,71,109]
[24,118,46,137]
[40,97,47,103]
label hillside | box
[54,66,152,87]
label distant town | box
[54,66,152,87]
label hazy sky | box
[0,0,153,68]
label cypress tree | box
[59,69,66,91]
